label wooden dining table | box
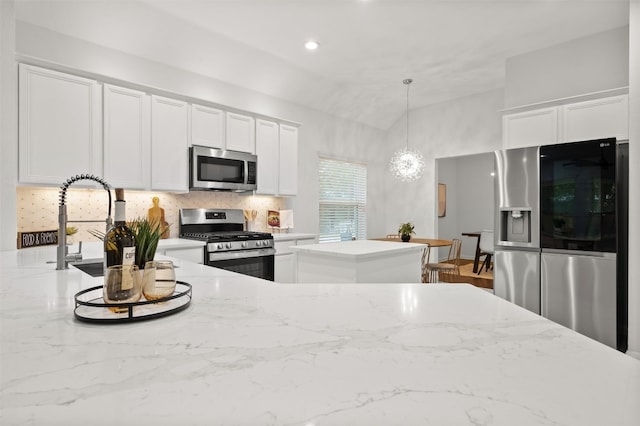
[372,237,454,280]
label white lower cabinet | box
[274,241,295,283]
[274,236,318,283]
[19,64,102,185]
[275,253,296,283]
[158,246,204,264]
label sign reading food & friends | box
[17,230,59,249]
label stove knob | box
[263,240,270,246]
[255,240,262,247]
[242,242,249,248]
[226,242,232,249]
[217,243,224,250]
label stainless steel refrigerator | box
[539,139,628,351]
[494,139,628,352]
[493,146,541,315]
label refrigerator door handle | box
[541,248,616,258]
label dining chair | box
[477,230,494,275]
[423,238,462,283]
[420,245,431,283]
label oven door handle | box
[209,248,276,262]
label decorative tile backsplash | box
[17,187,286,244]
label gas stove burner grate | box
[181,231,273,242]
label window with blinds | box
[318,157,367,243]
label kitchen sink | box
[71,259,104,277]
[70,260,179,277]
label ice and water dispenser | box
[494,146,540,249]
[499,209,532,244]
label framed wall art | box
[438,183,446,217]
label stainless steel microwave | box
[189,145,257,192]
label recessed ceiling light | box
[304,40,319,51]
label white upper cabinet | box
[278,124,298,196]
[255,119,279,195]
[226,112,255,153]
[151,95,189,192]
[503,94,629,149]
[255,120,298,196]
[561,95,629,142]
[103,84,150,189]
[19,64,102,185]
[17,65,299,194]
[502,107,559,149]
[190,104,225,149]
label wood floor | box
[433,259,494,289]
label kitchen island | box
[1,243,639,425]
[291,239,426,283]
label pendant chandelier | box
[389,78,425,182]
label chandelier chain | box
[404,79,412,149]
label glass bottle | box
[104,188,136,269]
[103,189,139,310]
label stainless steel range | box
[179,208,275,281]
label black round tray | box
[74,281,192,324]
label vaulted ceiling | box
[15,0,629,129]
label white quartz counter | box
[292,240,426,283]
[1,245,639,425]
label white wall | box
[0,0,18,251]
[504,26,629,108]
[435,153,495,261]
[627,0,640,358]
[435,157,458,256]
[371,89,504,241]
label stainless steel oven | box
[207,248,275,281]
[179,208,275,281]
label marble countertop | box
[290,239,427,258]
[1,245,639,425]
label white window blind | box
[318,157,367,243]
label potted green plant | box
[128,217,164,269]
[398,222,415,242]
